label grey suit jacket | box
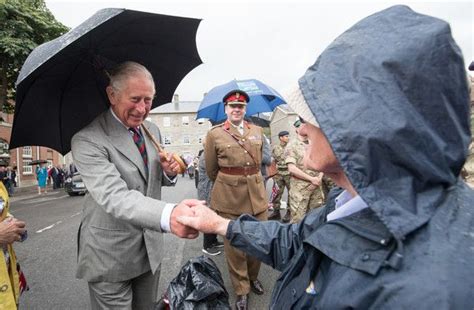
[71,109,174,282]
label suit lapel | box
[104,110,148,181]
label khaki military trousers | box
[271,173,291,211]
[289,181,324,223]
[218,210,268,295]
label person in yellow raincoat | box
[0,181,27,309]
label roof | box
[150,101,201,114]
[276,104,297,114]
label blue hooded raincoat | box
[226,5,474,309]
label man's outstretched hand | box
[170,199,203,239]
[176,205,230,236]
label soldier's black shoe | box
[211,240,224,248]
[202,247,221,256]
[282,210,291,223]
[268,210,281,220]
[250,280,265,295]
[235,294,248,310]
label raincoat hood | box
[298,5,471,239]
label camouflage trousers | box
[271,174,291,211]
[289,180,324,223]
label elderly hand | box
[159,152,179,177]
[0,217,26,245]
[170,199,204,239]
[176,205,230,236]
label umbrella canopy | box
[28,159,48,165]
[196,79,285,122]
[10,8,202,155]
[210,115,271,127]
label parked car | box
[65,172,87,196]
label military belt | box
[219,166,260,176]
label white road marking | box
[36,220,63,233]
[70,212,81,218]
[25,195,68,205]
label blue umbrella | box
[196,79,285,122]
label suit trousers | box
[218,210,267,296]
[88,268,160,310]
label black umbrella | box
[28,159,48,165]
[10,8,202,154]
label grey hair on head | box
[107,61,155,92]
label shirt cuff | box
[164,173,177,184]
[160,203,176,232]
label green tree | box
[0,0,69,114]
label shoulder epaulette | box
[210,123,225,130]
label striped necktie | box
[129,127,148,170]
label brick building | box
[147,95,212,163]
[0,111,64,187]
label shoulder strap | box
[222,127,258,165]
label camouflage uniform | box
[271,142,291,211]
[321,175,336,203]
[285,139,324,223]
[462,142,474,187]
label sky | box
[44,0,473,102]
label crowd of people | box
[2,5,474,309]
[33,163,79,195]
[0,165,17,197]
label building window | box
[23,159,32,175]
[23,146,32,158]
[163,117,171,127]
[183,136,190,144]
[182,116,189,126]
[0,140,8,153]
[197,118,205,125]
[0,139,9,163]
[164,136,171,145]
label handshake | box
[169,199,231,239]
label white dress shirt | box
[326,190,369,221]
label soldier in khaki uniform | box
[205,90,267,310]
[268,131,291,222]
[285,120,324,223]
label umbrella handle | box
[141,125,187,174]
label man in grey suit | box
[71,61,202,309]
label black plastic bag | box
[162,255,230,310]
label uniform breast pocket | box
[250,140,262,160]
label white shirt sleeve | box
[160,203,176,232]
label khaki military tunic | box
[205,120,268,216]
[285,139,324,223]
[205,120,267,295]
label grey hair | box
[107,61,155,92]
